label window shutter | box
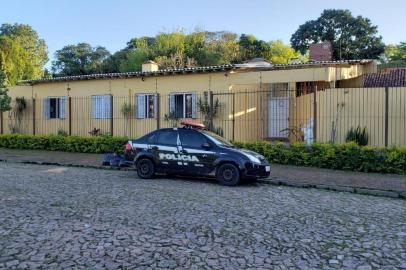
[191,92,197,119]
[59,97,66,119]
[92,96,101,119]
[136,94,146,119]
[43,98,50,119]
[104,95,112,119]
[169,94,175,114]
[153,94,158,118]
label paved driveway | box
[0,163,405,269]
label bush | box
[57,128,68,136]
[233,141,406,175]
[345,126,369,146]
[0,134,405,174]
[0,134,127,154]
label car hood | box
[225,147,265,160]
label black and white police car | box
[125,121,270,186]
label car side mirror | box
[202,142,211,149]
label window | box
[202,130,234,147]
[156,130,178,145]
[138,130,158,144]
[179,129,208,148]
[136,94,157,119]
[44,97,66,119]
[92,95,112,119]
[169,92,197,118]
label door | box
[268,97,289,138]
[153,129,181,171]
[178,129,216,174]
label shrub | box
[233,141,406,175]
[57,128,68,136]
[0,134,127,154]
[345,126,369,146]
[0,134,405,175]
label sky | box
[1,0,405,66]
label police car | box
[126,121,270,186]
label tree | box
[0,23,48,85]
[290,9,385,60]
[0,36,32,85]
[380,42,406,67]
[0,56,11,112]
[117,50,149,72]
[52,43,111,76]
[268,40,307,64]
[238,34,271,61]
[0,88,11,112]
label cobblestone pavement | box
[0,163,405,270]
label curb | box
[257,179,405,200]
[1,158,405,200]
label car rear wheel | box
[216,163,240,186]
[136,158,155,179]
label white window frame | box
[135,93,157,119]
[44,96,66,120]
[169,92,197,119]
[92,95,112,119]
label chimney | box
[142,60,159,72]
[309,42,332,62]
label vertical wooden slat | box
[385,87,389,147]
[156,93,160,129]
[232,93,235,142]
[209,91,214,131]
[110,95,114,136]
[313,85,317,142]
[68,97,72,136]
[32,98,36,135]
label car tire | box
[216,163,240,186]
[136,158,155,179]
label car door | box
[178,129,217,175]
[152,128,181,171]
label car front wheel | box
[136,158,155,179]
[216,163,240,186]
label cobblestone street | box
[0,162,405,269]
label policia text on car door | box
[178,129,216,174]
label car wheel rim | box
[140,163,149,174]
[223,168,234,181]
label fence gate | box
[268,96,289,138]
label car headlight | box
[245,154,261,164]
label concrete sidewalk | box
[1,148,405,198]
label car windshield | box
[201,130,234,147]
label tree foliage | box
[380,42,406,68]
[0,23,48,85]
[52,43,111,76]
[97,31,305,73]
[238,34,271,61]
[0,58,11,112]
[269,40,308,64]
[290,9,385,60]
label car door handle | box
[180,149,187,154]
[202,154,208,158]
[152,146,159,150]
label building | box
[3,59,379,143]
[309,42,333,62]
[364,68,406,87]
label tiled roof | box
[18,60,372,85]
[364,68,406,87]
